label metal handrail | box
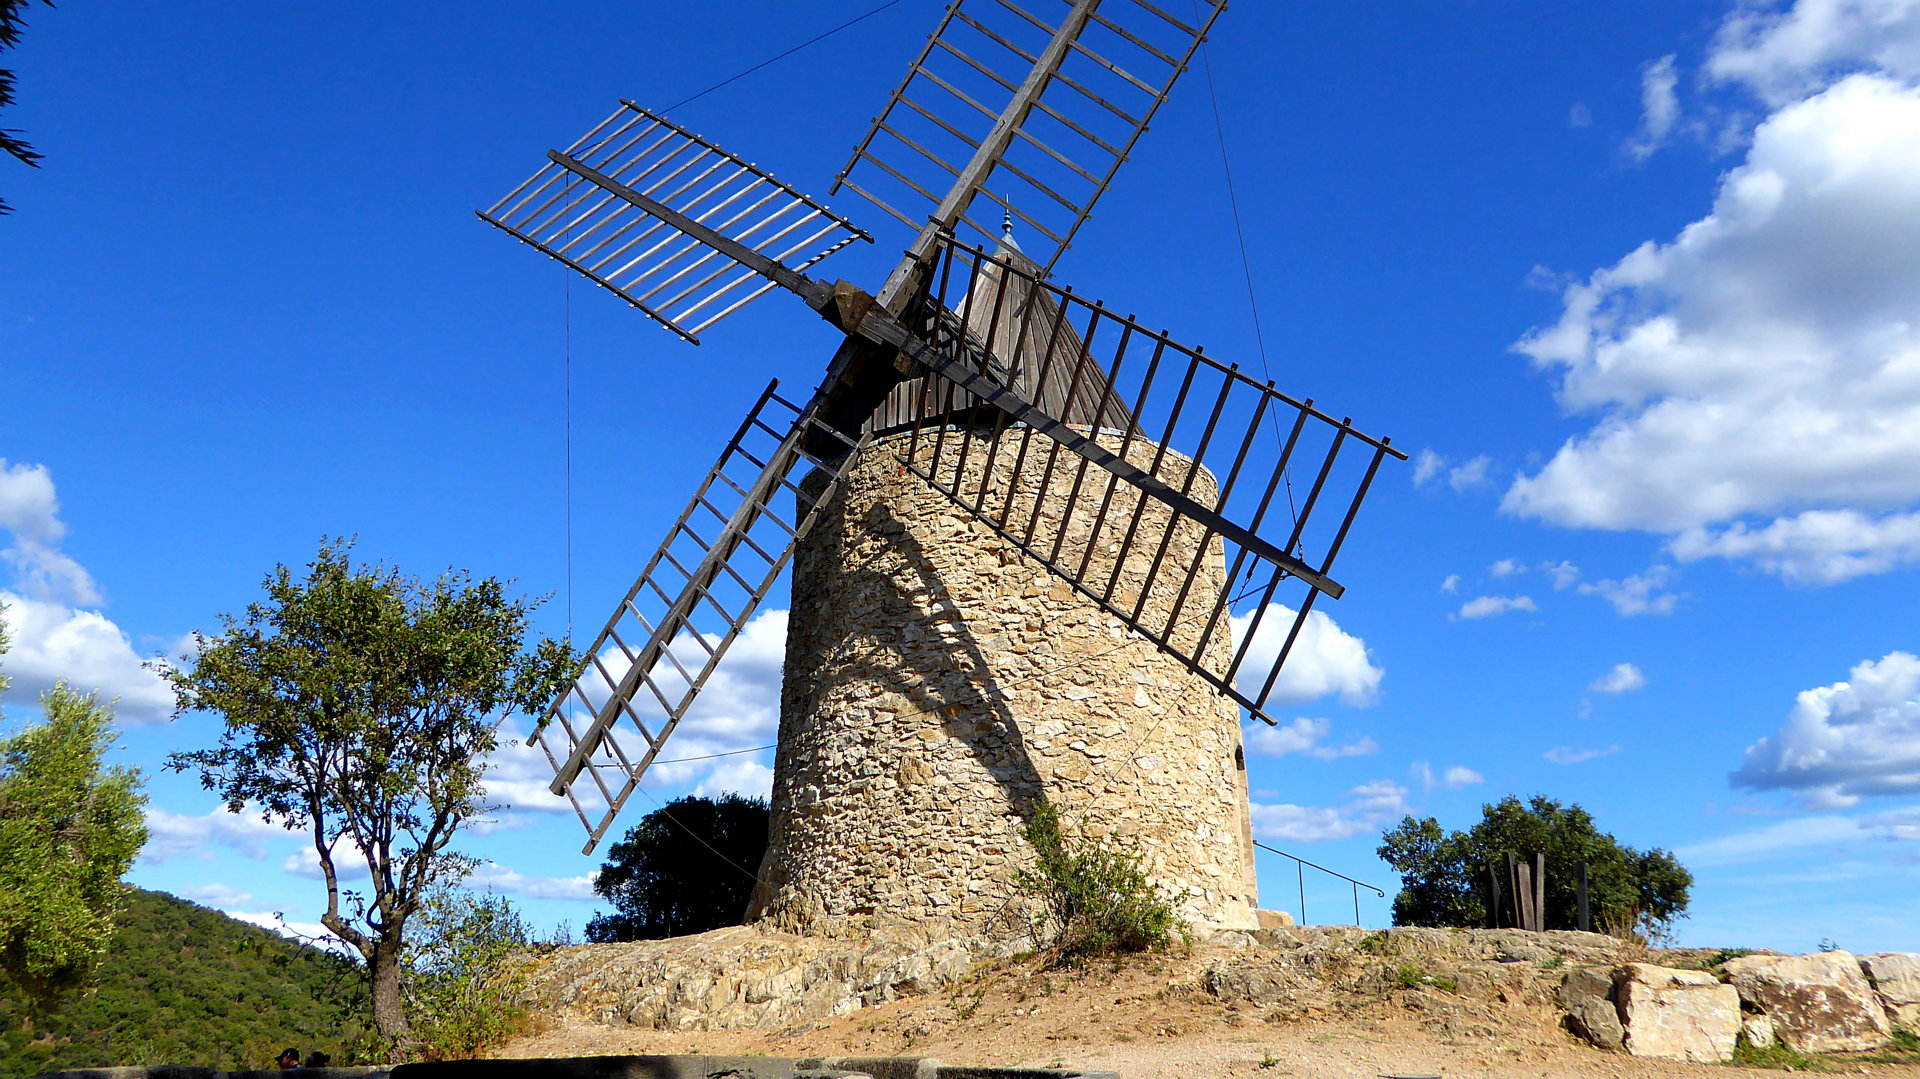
[1254,839,1387,927]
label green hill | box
[0,888,368,1076]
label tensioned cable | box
[1192,6,1305,564]
[659,0,911,116]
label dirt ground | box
[493,944,1920,1079]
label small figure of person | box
[304,1051,331,1069]
[276,1047,303,1069]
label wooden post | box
[1514,860,1535,933]
[1536,852,1551,929]
[1503,853,1519,929]
[1578,862,1590,933]
[1486,862,1504,929]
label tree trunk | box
[368,938,413,1063]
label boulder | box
[1725,951,1891,1053]
[1256,909,1295,929]
[1559,966,1624,1051]
[1742,1014,1776,1049]
[1860,953,1920,1029]
[1613,963,1740,1063]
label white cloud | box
[1229,604,1383,708]
[140,805,295,864]
[1732,650,1920,807]
[1243,716,1376,760]
[1451,594,1538,620]
[465,862,597,901]
[1411,450,1494,492]
[1576,567,1681,616]
[1590,662,1648,694]
[0,592,175,723]
[1626,54,1682,159]
[693,758,775,799]
[0,461,171,723]
[1707,0,1920,105]
[1248,779,1410,843]
[548,608,787,800]
[176,883,255,908]
[225,911,347,952]
[1542,560,1582,590]
[1412,761,1484,792]
[1505,62,1920,584]
[280,845,372,881]
[1489,558,1525,578]
[1671,509,1920,583]
[1439,574,1460,594]
[1544,744,1622,765]
[1677,813,1865,865]
[1866,806,1920,842]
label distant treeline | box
[1,888,368,1074]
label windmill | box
[481,0,1404,939]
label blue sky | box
[3,1,1917,953]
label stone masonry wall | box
[746,425,1259,943]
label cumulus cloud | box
[1506,10,1920,585]
[544,609,786,803]
[1576,567,1681,616]
[1451,595,1537,620]
[1544,745,1622,765]
[1542,560,1582,590]
[1230,604,1383,708]
[693,758,776,799]
[1732,650,1920,807]
[176,883,256,908]
[1671,509,1920,583]
[1708,0,1920,105]
[140,805,295,864]
[0,592,174,723]
[1248,779,1410,843]
[1590,662,1648,695]
[1412,761,1485,792]
[1439,574,1460,594]
[0,460,171,722]
[1489,559,1525,578]
[1243,716,1376,760]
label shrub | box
[399,885,533,1061]
[1013,803,1182,964]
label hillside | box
[0,888,366,1076]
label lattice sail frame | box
[836,0,1227,274]
[890,236,1405,722]
[480,102,871,344]
[531,381,863,849]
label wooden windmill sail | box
[479,0,1406,865]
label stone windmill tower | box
[480,0,1404,944]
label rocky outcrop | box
[1612,964,1740,1063]
[1725,951,1891,1053]
[1860,952,1920,1029]
[1558,967,1623,1051]
[517,925,981,1031]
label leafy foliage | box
[0,683,148,1010]
[1,0,53,214]
[587,794,769,943]
[400,884,533,1061]
[0,888,368,1075]
[1376,795,1692,937]
[165,538,575,1052]
[1013,803,1182,965]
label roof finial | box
[997,206,1024,255]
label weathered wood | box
[1532,852,1547,932]
[1579,861,1591,933]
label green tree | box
[0,680,149,1017]
[1,0,54,215]
[1376,794,1692,938]
[586,794,768,943]
[401,883,531,1061]
[165,539,574,1059]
